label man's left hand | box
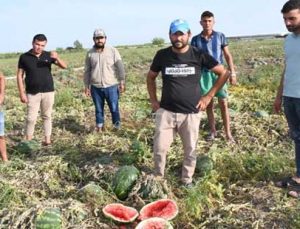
[119,83,125,93]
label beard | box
[171,40,188,49]
[286,24,300,33]
[94,42,105,49]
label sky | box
[0,0,289,53]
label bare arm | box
[196,64,229,111]
[17,68,28,103]
[146,70,160,112]
[274,64,285,113]
[223,46,237,85]
[50,51,67,69]
[83,53,91,96]
[0,72,5,105]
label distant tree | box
[56,47,64,52]
[152,37,165,46]
[73,40,83,49]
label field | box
[1,38,300,228]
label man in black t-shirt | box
[147,19,229,187]
[17,34,67,145]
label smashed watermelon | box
[102,203,139,223]
[139,199,178,221]
[135,217,173,229]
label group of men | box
[1,0,300,197]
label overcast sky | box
[0,0,288,53]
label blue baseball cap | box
[169,19,190,34]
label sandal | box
[275,176,300,188]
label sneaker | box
[113,121,121,130]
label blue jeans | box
[283,96,300,177]
[91,85,120,127]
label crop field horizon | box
[1,38,300,228]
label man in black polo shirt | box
[17,34,67,145]
[147,19,229,187]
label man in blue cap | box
[146,19,229,187]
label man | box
[0,72,8,162]
[147,19,229,186]
[274,0,300,198]
[191,11,237,142]
[84,29,125,132]
[17,34,67,145]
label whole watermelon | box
[112,165,139,200]
[35,208,61,229]
[16,140,40,154]
[195,155,214,176]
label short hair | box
[32,34,47,42]
[281,0,300,13]
[201,11,214,18]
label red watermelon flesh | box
[135,217,173,229]
[139,199,178,220]
[103,203,139,223]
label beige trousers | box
[26,92,55,137]
[153,108,201,184]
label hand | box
[151,100,160,112]
[85,88,91,97]
[50,51,58,60]
[273,96,282,114]
[20,93,28,103]
[196,95,213,111]
[119,83,125,93]
[229,73,237,85]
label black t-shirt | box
[150,46,218,113]
[18,50,56,94]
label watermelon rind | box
[135,217,173,229]
[112,165,139,200]
[35,208,62,229]
[102,203,139,223]
[139,199,178,221]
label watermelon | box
[195,155,213,176]
[16,140,40,154]
[79,182,104,203]
[254,110,269,118]
[135,217,173,229]
[35,208,61,229]
[102,203,139,223]
[139,199,178,221]
[112,165,139,200]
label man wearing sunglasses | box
[84,29,125,132]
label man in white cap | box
[84,29,125,132]
[146,19,229,187]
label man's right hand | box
[151,100,160,112]
[20,93,28,103]
[85,88,91,97]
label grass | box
[1,38,300,228]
